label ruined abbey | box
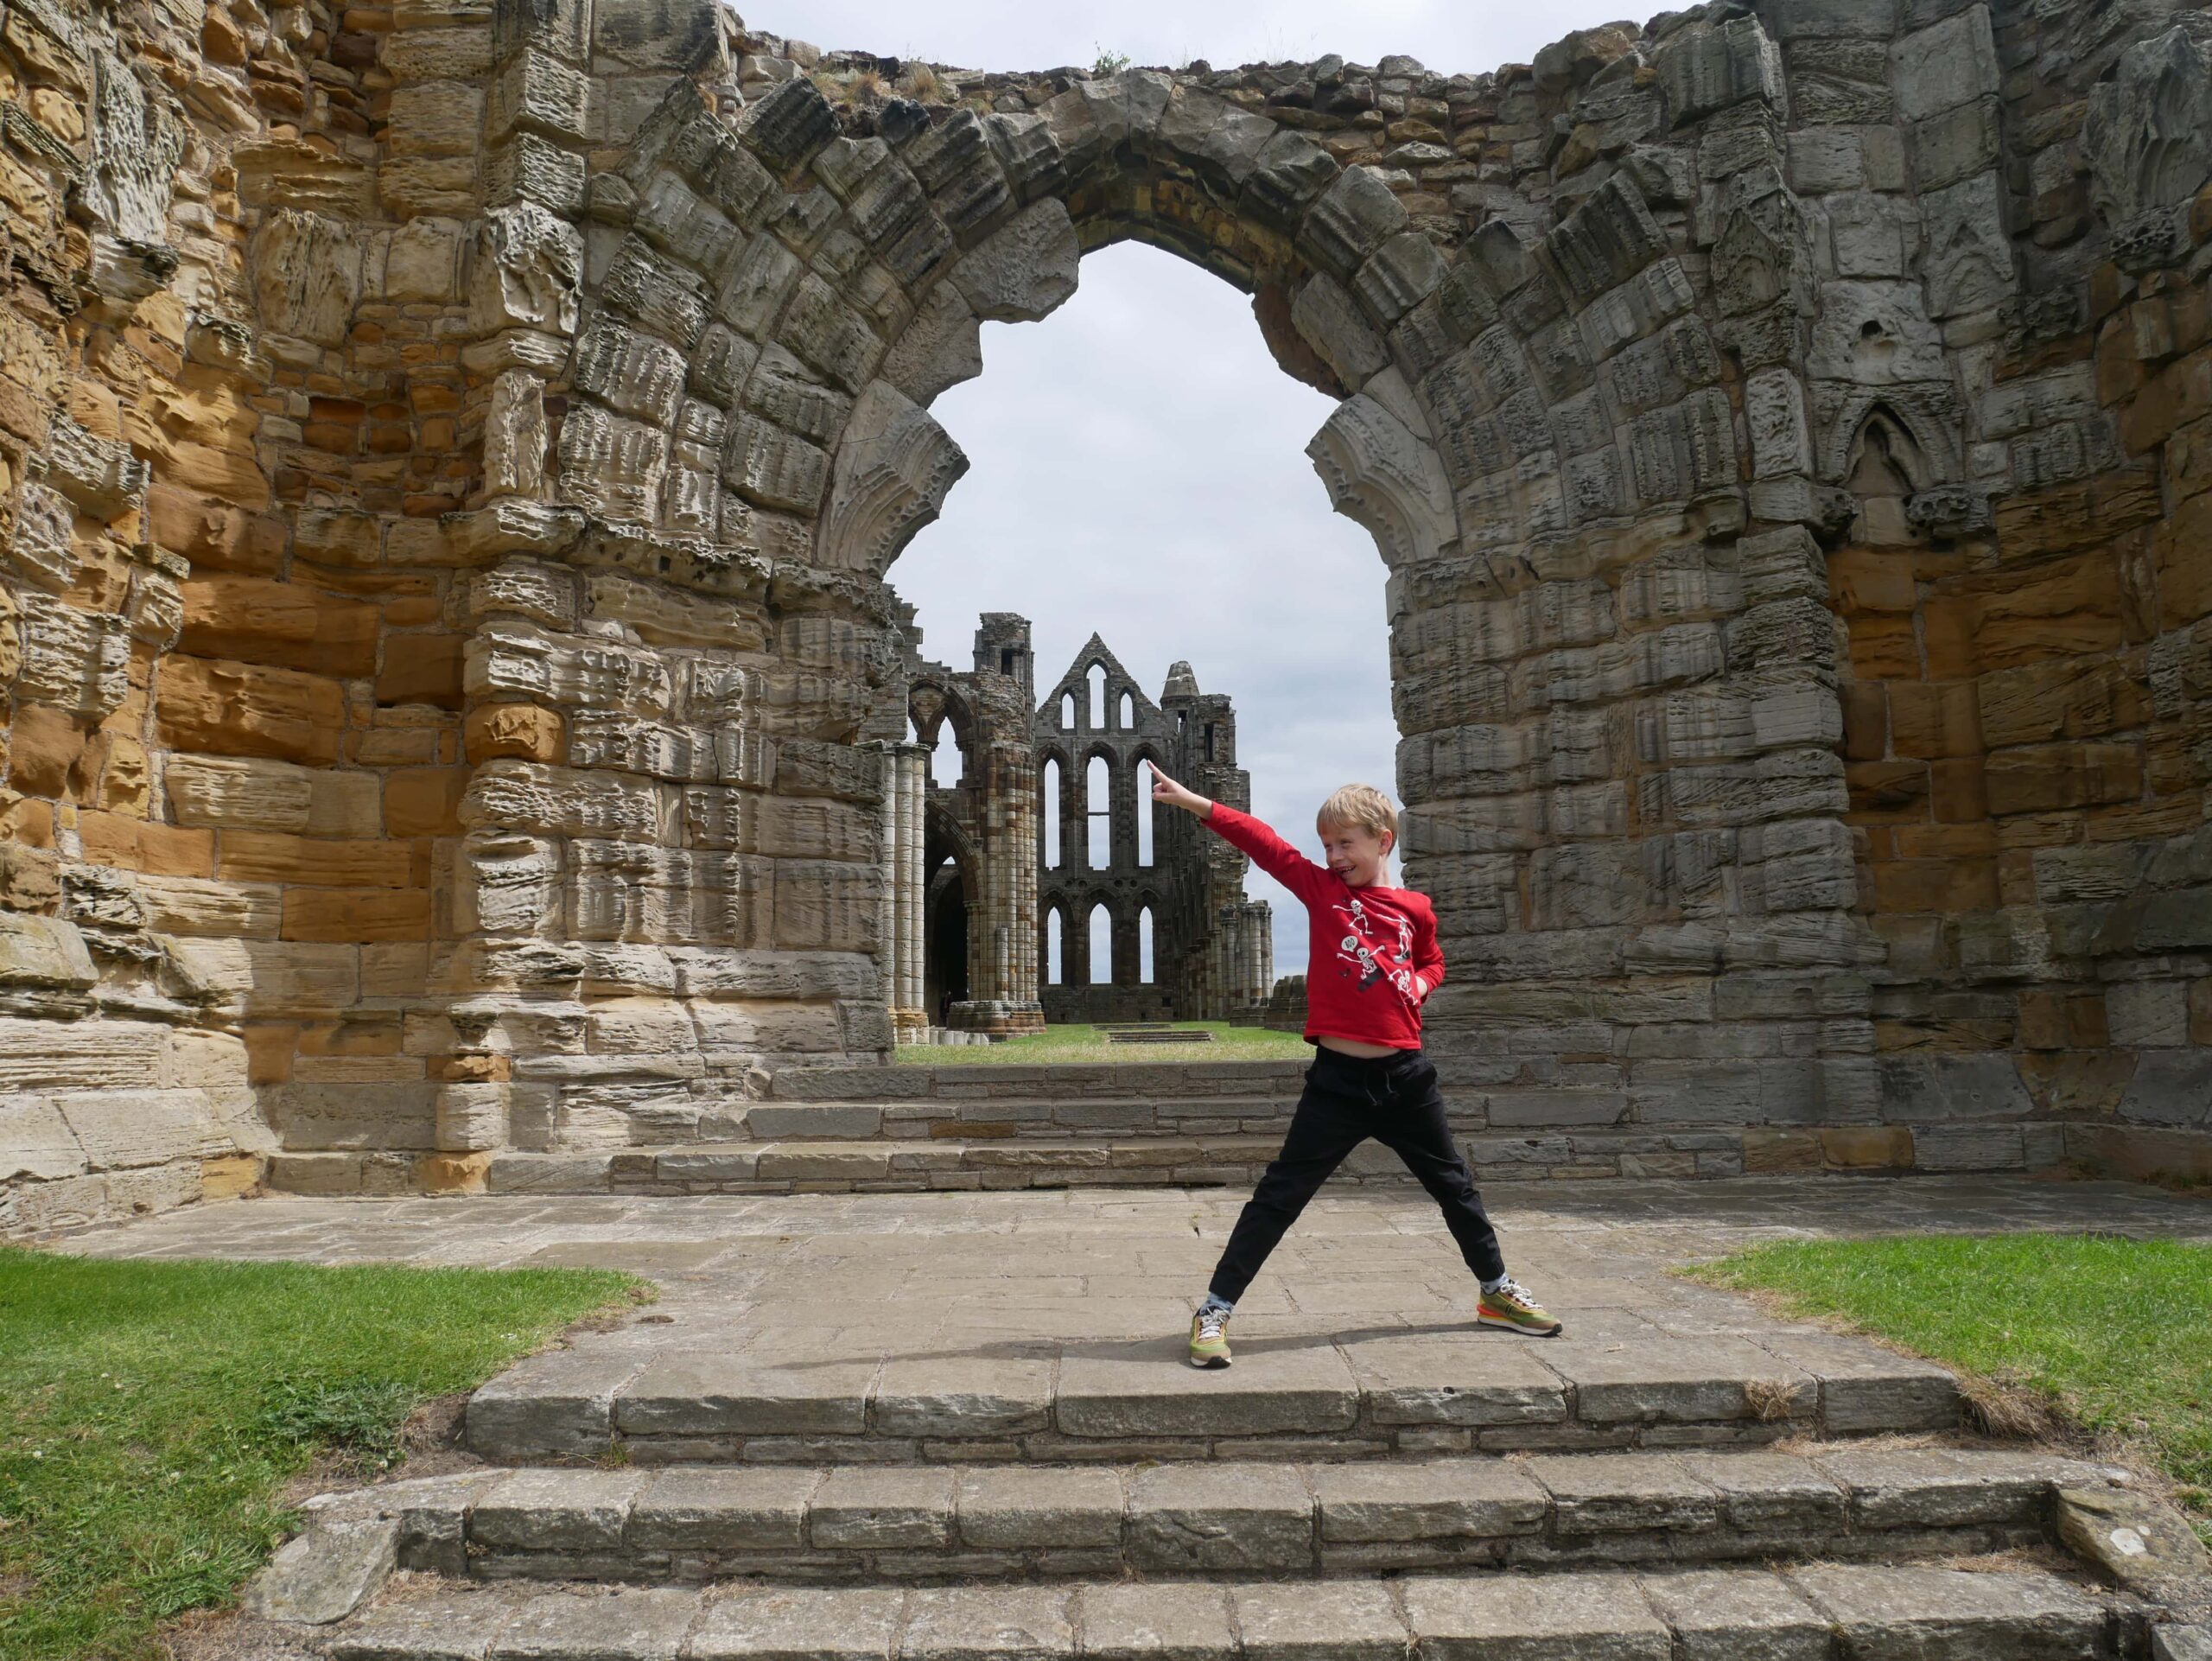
[3,0,2212,1233]
[866,610,1273,1044]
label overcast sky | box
[819,1,1637,980]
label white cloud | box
[760,0,1633,83]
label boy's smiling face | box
[1319,818,1393,888]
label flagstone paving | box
[57,1176,2212,1659]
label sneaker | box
[1478,1276,1563,1337]
[1188,1306,1232,1368]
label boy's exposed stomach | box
[1314,1034,1406,1060]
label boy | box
[1147,763,1560,1368]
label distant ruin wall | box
[4,0,2211,1231]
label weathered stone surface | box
[1125,1463,1313,1573]
[243,1517,397,1625]
[10,0,2212,1238]
[2056,1485,2212,1597]
[690,1587,904,1660]
[1402,1571,1671,1659]
[1788,1563,2107,1658]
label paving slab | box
[954,1467,1125,1550]
[1679,1452,1847,1533]
[467,1351,646,1460]
[1338,1333,1570,1426]
[688,1587,906,1660]
[1400,1570,1672,1659]
[1748,1331,1961,1432]
[1053,1339,1358,1438]
[1635,1569,1830,1661]
[328,1588,529,1661]
[809,1467,958,1550]
[474,1471,646,1552]
[490,1588,696,1659]
[1525,1453,1719,1536]
[1814,1448,2054,1530]
[1124,1462,1315,1573]
[1311,1458,1546,1543]
[1786,1563,2110,1659]
[631,1469,822,1552]
[613,1356,880,1438]
[1071,1583,1234,1661]
[872,1356,1056,1438]
[898,1585,1075,1659]
[1226,1581,1408,1658]
[1541,1336,1817,1428]
[53,1180,2212,1479]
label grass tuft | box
[0,1245,639,1660]
[1693,1231,2212,1526]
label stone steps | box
[317,1562,2146,1659]
[462,1327,1960,1464]
[266,1123,2068,1200]
[300,1446,2111,1588]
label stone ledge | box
[766,1060,1313,1102]
[294,1447,2113,1590]
[260,1117,2200,1203]
[461,1326,1957,1463]
[313,1562,2126,1658]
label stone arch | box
[1820,394,1956,492]
[518,27,1892,1132]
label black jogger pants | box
[1206,1045,1506,1304]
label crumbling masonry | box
[3,0,2212,1231]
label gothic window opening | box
[931,722,963,788]
[1001,647,1016,675]
[1139,906,1155,983]
[1088,663,1107,729]
[1061,691,1075,729]
[1086,755,1110,869]
[1042,756,1062,869]
[1088,903,1111,984]
[1119,690,1134,729]
[1204,722,1216,761]
[1138,767,1155,866]
[1047,908,1064,984]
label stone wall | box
[5,0,2211,1231]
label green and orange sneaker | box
[1478,1276,1563,1337]
[1188,1306,1232,1369]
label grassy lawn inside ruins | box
[0,1246,640,1661]
[1694,1233,2212,1539]
[897,1021,1311,1065]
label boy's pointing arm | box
[1147,763,1330,903]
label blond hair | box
[1317,783,1397,842]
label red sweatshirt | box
[1204,803,1444,1052]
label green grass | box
[1694,1233,2212,1535]
[897,1021,1310,1065]
[0,1245,640,1661]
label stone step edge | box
[279,1561,2159,1658]
[765,1061,1310,1100]
[264,1123,2060,1198]
[463,1327,1961,1463]
[248,1448,2126,1608]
